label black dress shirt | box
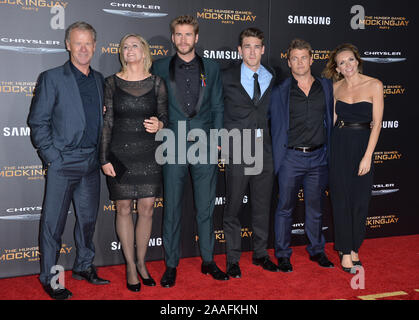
[174,55,200,117]
[288,76,326,147]
[70,61,101,148]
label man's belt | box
[287,144,323,153]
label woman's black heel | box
[137,266,156,287]
[339,252,356,274]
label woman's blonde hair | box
[322,43,363,82]
[119,33,152,74]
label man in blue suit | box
[28,21,109,300]
[269,39,334,272]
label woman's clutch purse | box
[108,152,128,183]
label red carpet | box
[0,234,418,300]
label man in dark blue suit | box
[28,21,109,300]
[269,39,334,272]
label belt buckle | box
[302,147,309,153]
[338,120,344,128]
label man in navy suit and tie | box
[269,39,334,272]
[28,21,109,300]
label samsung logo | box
[111,238,162,250]
[203,50,242,60]
[288,15,331,25]
[3,127,31,136]
[382,121,399,129]
[215,195,248,205]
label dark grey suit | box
[28,61,104,285]
[222,63,275,263]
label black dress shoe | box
[72,265,110,285]
[43,284,72,300]
[127,281,141,292]
[160,267,176,288]
[310,253,334,268]
[201,262,229,280]
[252,256,280,272]
[277,257,293,272]
[226,262,241,278]
[138,270,156,287]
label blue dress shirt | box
[240,63,272,100]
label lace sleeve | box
[155,75,168,128]
[99,75,115,165]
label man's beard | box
[174,42,195,56]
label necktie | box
[253,73,261,104]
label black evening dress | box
[100,74,168,200]
[329,100,373,254]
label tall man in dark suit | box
[28,21,109,300]
[152,15,228,287]
[269,39,334,272]
[222,28,279,278]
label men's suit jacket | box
[222,63,276,163]
[269,77,334,175]
[28,61,105,164]
[152,54,224,156]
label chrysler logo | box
[103,9,167,18]
[0,45,66,54]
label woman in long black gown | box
[100,34,168,291]
[323,44,383,273]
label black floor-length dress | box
[329,100,373,254]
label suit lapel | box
[259,64,275,104]
[236,64,253,102]
[92,70,104,130]
[194,54,206,114]
[283,78,291,130]
[169,55,190,118]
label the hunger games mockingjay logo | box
[197,8,256,24]
[350,5,409,30]
[0,0,68,11]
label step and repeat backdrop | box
[0,0,417,278]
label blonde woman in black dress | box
[323,44,383,273]
[100,34,168,291]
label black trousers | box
[223,158,274,264]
